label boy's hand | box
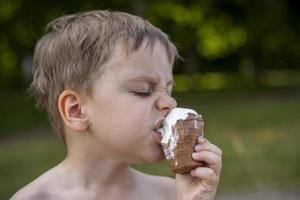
[175,137,222,200]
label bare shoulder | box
[10,169,61,200]
[10,181,50,200]
[134,169,176,199]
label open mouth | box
[153,128,163,144]
[153,118,165,145]
[153,128,162,135]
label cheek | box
[89,98,152,138]
[112,106,150,133]
[91,109,150,154]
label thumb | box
[175,173,197,191]
[176,173,193,185]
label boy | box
[11,10,222,200]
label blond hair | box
[29,10,178,141]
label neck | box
[57,134,138,195]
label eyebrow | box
[126,75,174,86]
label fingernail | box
[199,137,206,143]
[190,170,196,176]
[192,152,198,159]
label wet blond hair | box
[29,10,178,141]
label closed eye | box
[132,91,152,97]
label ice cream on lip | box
[159,107,205,174]
[159,108,198,159]
[160,108,198,142]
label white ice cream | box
[159,107,198,160]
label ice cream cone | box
[160,108,204,174]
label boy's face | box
[85,40,177,164]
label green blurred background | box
[1,0,300,199]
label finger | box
[192,151,222,175]
[190,167,218,188]
[197,136,207,144]
[194,142,222,156]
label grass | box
[1,88,300,199]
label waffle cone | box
[166,113,204,174]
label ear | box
[58,90,89,132]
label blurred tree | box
[236,0,300,85]
[146,0,300,85]
[0,0,299,90]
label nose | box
[156,94,177,117]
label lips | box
[153,130,163,144]
[153,118,165,144]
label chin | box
[131,154,165,165]
[146,147,165,163]
[153,155,165,162]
